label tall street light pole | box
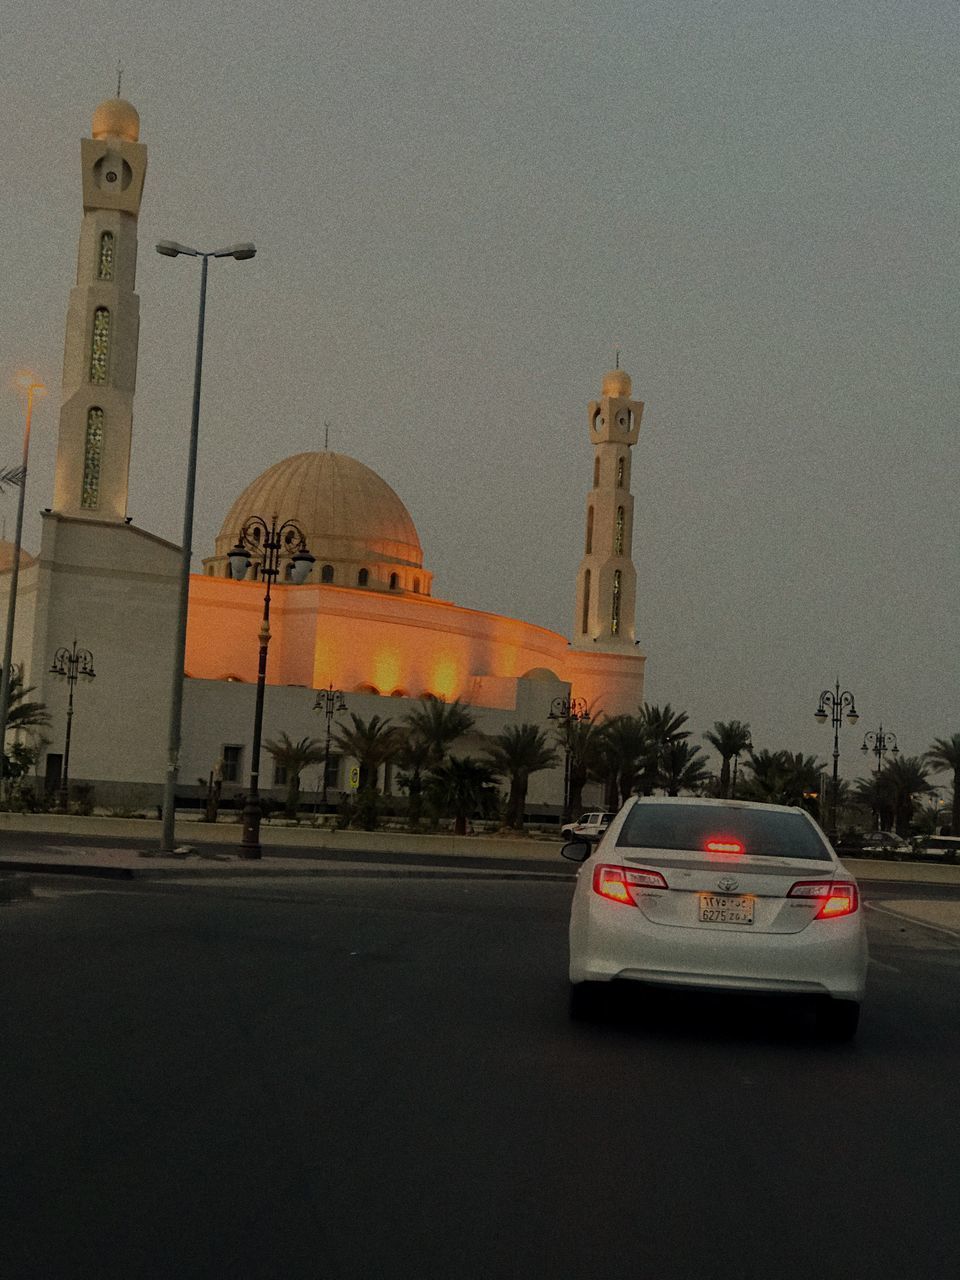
[0,376,45,784]
[314,683,347,807]
[814,680,859,843]
[548,695,590,824]
[228,517,314,857]
[156,240,256,852]
[49,640,96,811]
[862,725,898,832]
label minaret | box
[52,97,146,521]
[573,366,644,649]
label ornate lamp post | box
[549,695,590,823]
[49,641,96,811]
[0,375,45,785]
[228,516,314,857]
[155,239,256,853]
[861,724,898,773]
[313,683,347,807]
[814,680,859,842]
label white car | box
[563,796,868,1040]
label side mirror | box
[561,839,591,864]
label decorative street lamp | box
[49,640,96,812]
[861,724,898,773]
[155,239,256,853]
[814,680,859,842]
[228,516,314,857]
[548,695,590,824]
[313,683,347,807]
[0,375,45,786]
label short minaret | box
[573,367,644,649]
[52,97,147,521]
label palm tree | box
[554,713,604,819]
[332,713,403,791]
[594,715,651,806]
[483,724,559,829]
[924,735,960,834]
[263,733,326,818]
[882,756,933,834]
[424,755,497,835]
[637,702,691,794]
[1,664,50,781]
[741,749,825,811]
[659,740,712,796]
[703,720,752,798]
[399,697,476,827]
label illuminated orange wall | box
[185,576,645,716]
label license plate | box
[699,893,754,925]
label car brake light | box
[705,839,744,855]
[787,880,859,919]
[592,863,668,905]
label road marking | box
[867,902,960,941]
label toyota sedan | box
[563,796,868,1039]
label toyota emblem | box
[716,876,739,892]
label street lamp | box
[548,695,590,824]
[861,724,898,773]
[814,680,859,842]
[156,240,256,853]
[228,516,314,856]
[49,640,96,811]
[313,683,347,807]
[0,375,45,786]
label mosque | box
[0,96,647,815]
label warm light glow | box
[431,656,460,701]
[372,648,402,695]
[705,839,744,855]
[12,372,46,396]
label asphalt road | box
[1,874,958,1280]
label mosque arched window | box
[585,506,594,554]
[617,456,624,488]
[593,456,600,488]
[98,231,114,281]
[321,564,334,584]
[581,569,591,635]
[357,568,369,587]
[389,573,399,591]
[611,570,622,636]
[89,307,111,384]
[614,506,624,556]
[81,407,104,509]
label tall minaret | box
[52,97,147,521]
[573,366,644,649]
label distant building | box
[0,97,647,814]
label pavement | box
[2,811,959,937]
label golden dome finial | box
[91,97,140,143]
[602,367,631,398]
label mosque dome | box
[205,452,432,595]
[91,98,140,142]
[0,540,35,573]
[602,368,632,398]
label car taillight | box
[787,879,859,919]
[592,863,668,905]
[704,839,744,855]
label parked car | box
[560,811,617,841]
[562,796,868,1039]
[859,831,912,856]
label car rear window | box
[616,803,831,860]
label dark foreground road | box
[1,874,958,1280]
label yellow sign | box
[348,765,360,790]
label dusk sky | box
[2,0,957,789]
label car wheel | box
[569,981,608,1021]
[816,998,861,1042]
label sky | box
[1,0,958,788]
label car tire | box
[816,998,861,1042]
[569,981,608,1021]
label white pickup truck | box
[560,811,617,841]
